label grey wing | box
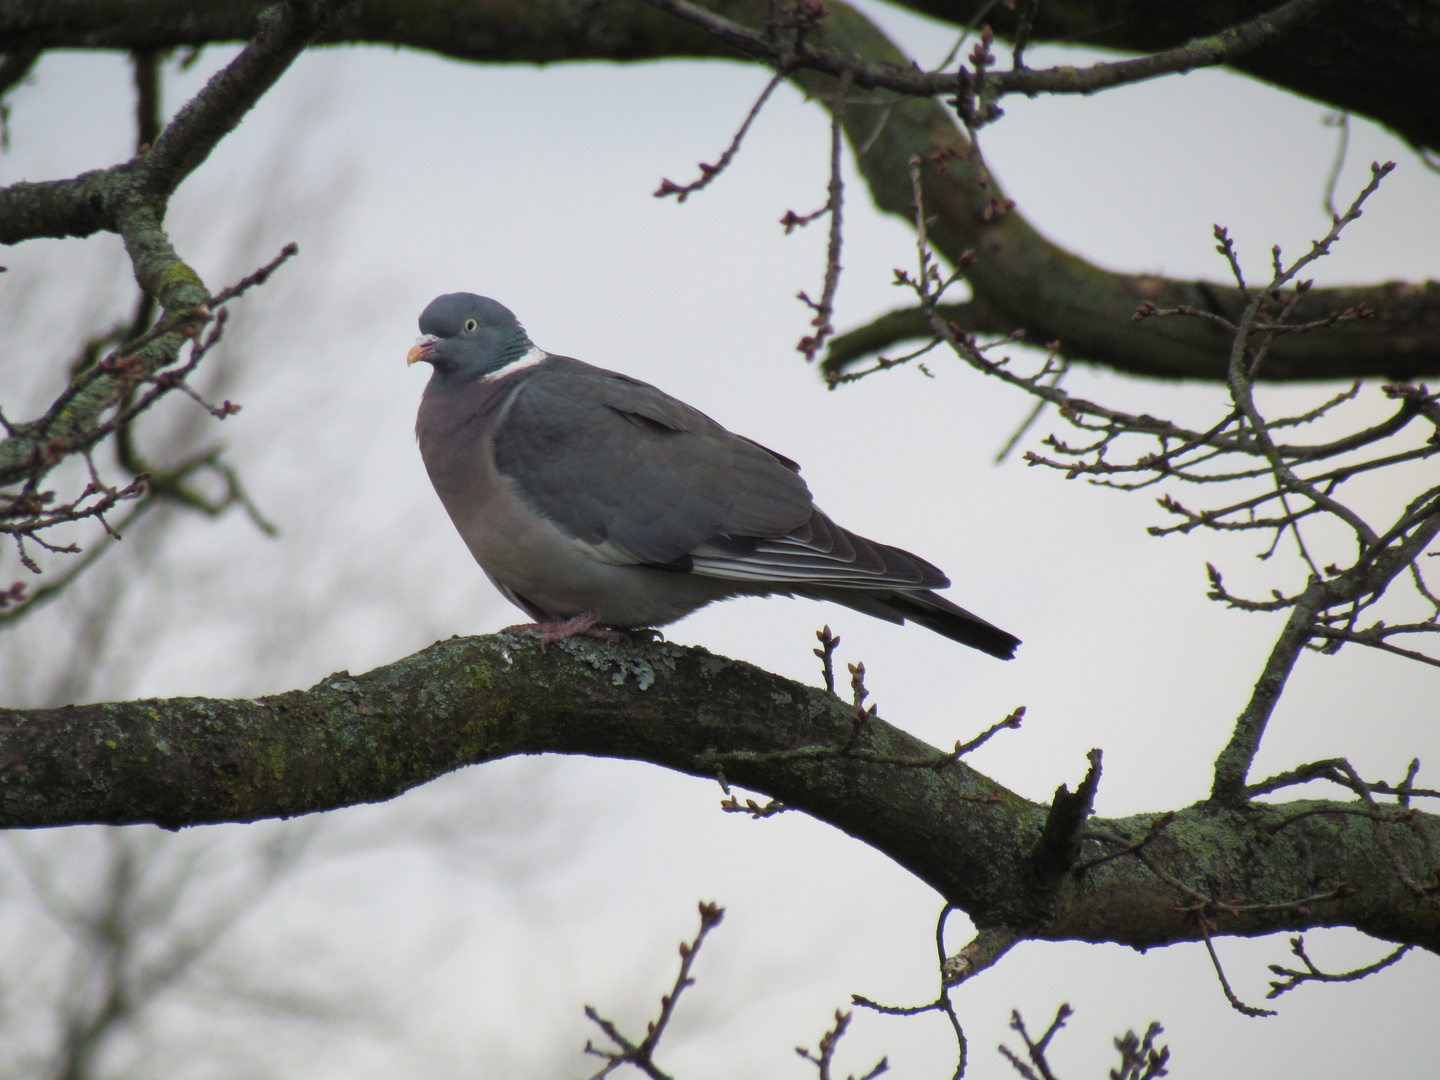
[494,358,953,591]
[690,510,951,590]
[492,359,813,566]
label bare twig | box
[1266,935,1411,999]
[1,243,296,615]
[1075,812,1176,873]
[853,906,991,1078]
[1111,1023,1171,1080]
[797,67,851,361]
[795,1010,888,1080]
[1196,915,1277,1017]
[1321,112,1351,219]
[814,624,840,694]
[1332,759,1437,902]
[642,0,1334,129]
[996,358,1065,463]
[583,901,726,1080]
[719,793,789,817]
[999,1004,1071,1080]
[697,702,1021,782]
[655,69,785,202]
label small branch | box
[1397,758,1422,809]
[698,699,1022,783]
[131,49,162,152]
[719,793,788,817]
[952,706,1026,759]
[1273,160,1394,293]
[795,1010,888,1080]
[1196,915,1277,1017]
[1246,757,1347,797]
[1010,0,1038,69]
[979,0,1334,107]
[655,69,785,202]
[999,1004,1071,1080]
[797,66,851,362]
[1209,579,1327,803]
[1266,935,1411,999]
[1111,1023,1171,1080]
[642,0,1333,125]
[1031,748,1101,879]
[1333,759,1437,903]
[583,901,725,1080]
[1075,811,1176,873]
[940,925,1019,986]
[1266,806,1417,832]
[1321,113,1351,219]
[855,905,986,1079]
[1308,625,1440,668]
[814,624,840,694]
[996,359,1065,464]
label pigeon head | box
[407,293,535,383]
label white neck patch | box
[482,344,547,383]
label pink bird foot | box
[503,611,625,646]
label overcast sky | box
[2,3,1438,1077]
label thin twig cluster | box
[999,1004,1170,1080]
[582,901,726,1080]
[883,159,1440,678]
[643,0,1329,132]
[582,901,886,1080]
[795,1010,888,1080]
[1076,763,1428,1018]
[860,153,1440,1018]
[705,628,1021,809]
[0,244,296,620]
[650,5,855,361]
[850,904,974,1079]
[0,0,345,619]
[890,152,1438,706]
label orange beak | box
[407,334,440,366]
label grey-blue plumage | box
[409,293,1020,659]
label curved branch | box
[894,0,1440,154]
[0,48,38,97]
[5,1,1431,383]
[0,0,346,244]
[645,0,1336,106]
[2,632,1437,954]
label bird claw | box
[503,612,625,647]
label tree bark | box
[894,0,1440,154]
[2,0,1437,382]
[3,632,1436,954]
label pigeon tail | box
[877,590,1020,659]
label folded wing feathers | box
[502,360,957,595]
[689,509,951,590]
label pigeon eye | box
[463,318,479,334]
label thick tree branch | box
[645,0,1335,110]
[0,47,37,96]
[0,0,346,244]
[3,1,1436,383]
[1212,508,1440,802]
[3,633,1437,954]
[894,0,1440,154]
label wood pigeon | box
[409,293,1019,658]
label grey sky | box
[2,4,1437,1076]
